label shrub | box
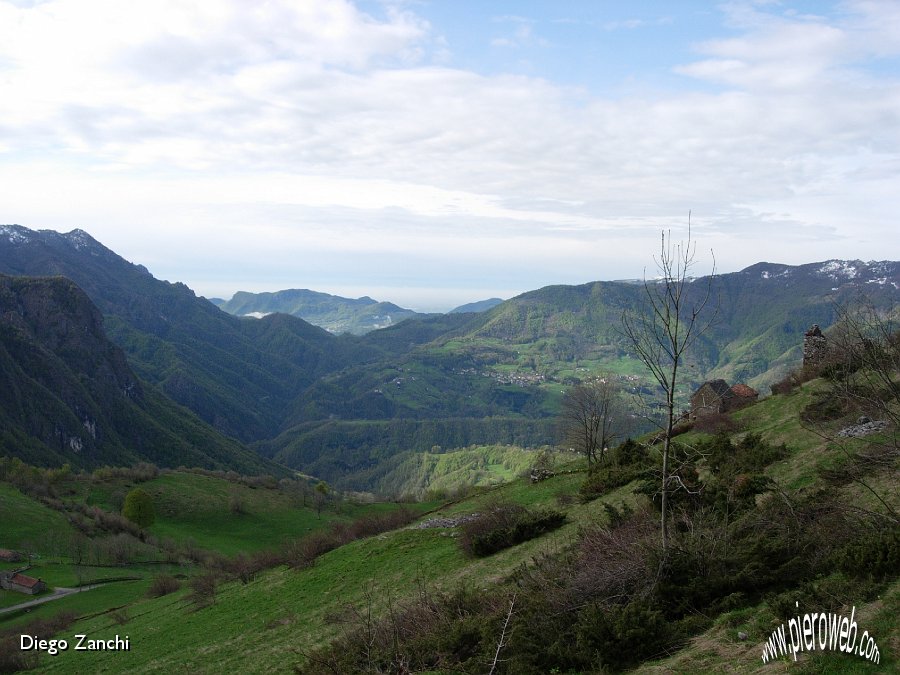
[147,574,181,598]
[296,585,500,675]
[0,610,77,673]
[228,493,246,515]
[800,392,851,423]
[610,438,645,467]
[459,503,566,557]
[570,506,656,605]
[576,599,672,671]
[705,432,788,477]
[770,364,822,396]
[833,527,900,580]
[188,573,218,609]
[692,411,739,434]
[283,530,340,568]
[579,464,645,502]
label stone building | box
[0,570,47,595]
[690,379,733,417]
[803,324,828,368]
[691,380,759,418]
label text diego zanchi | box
[20,634,130,654]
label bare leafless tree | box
[559,376,628,468]
[621,222,717,550]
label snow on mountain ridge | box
[0,224,31,245]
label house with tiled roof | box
[728,383,759,410]
[690,379,733,417]
[691,380,759,418]
[0,570,47,595]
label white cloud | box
[0,0,898,307]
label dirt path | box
[0,584,104,616]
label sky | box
[1,1,898,312]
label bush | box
[296,585,500,675]
[147,574,181,598]
[228,493,246,515]
[800,392,851,423]
[610,438,645,466]
[576,599,672,671]
[705,432,788,477]
[459,503,566,557]
[692,412,739,434]
[0,610,77,673]
[570,506,656,605]
[283,530,340,568]
[282,508,416,569]
[833,527,900,580]
[188,573,218,609]
[579,464,645,502]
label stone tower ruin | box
[802,324,827,368]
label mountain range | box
[1,223,897,487]
[211,289,504,335]
[211,289,420,335]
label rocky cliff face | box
[1,274,142,401]
[0,274,274,473]
[0,275,136,462]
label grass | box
[141,473,328,555]
[0,482,74,554]
[378,444,558,497]
[37,469,632,673]
[83,470,418,556]
[0,579,151,630]
[7,380,898,673]
[0,589,35,609]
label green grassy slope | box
[134,472,403,555]
[35,377,899,674]
[0,468,429,658]
[39,470,598,673]
[0,482,72,552]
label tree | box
[122,487,155,528]
[314,481,329,518]
[559,376,627,468]
[621,224,716,550]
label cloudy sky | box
[1,0,898,311]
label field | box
[2,378,898,673]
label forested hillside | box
[1,225,898,489]
[0,275,274,474]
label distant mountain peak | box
[1,224,109,257]
[0,224,33,244]
[449,298,505,314]
[219,288,417,334]
[64,228,102,251]
[739,259,899,285]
